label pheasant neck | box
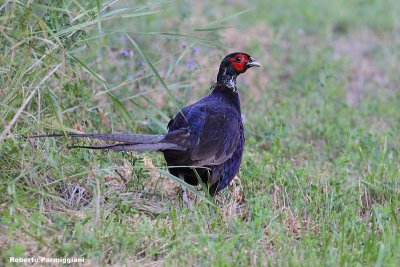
[217,68,237,91]
[211,84,241,112]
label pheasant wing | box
[188,105,241,167]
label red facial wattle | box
[229,54,249,72]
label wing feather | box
[189,105,241,166]
[166,102,241,167]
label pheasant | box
[35,52,261,198]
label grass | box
[1,0,400,266]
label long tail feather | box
[67,142,185,151]
[31,132,187,152]
[31,133,165,144]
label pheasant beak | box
[247,57,262,68]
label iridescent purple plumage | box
[164,52,260,195]
[34,53,260,196]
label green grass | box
[1,0,400,266]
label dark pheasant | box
[35,52,261,196]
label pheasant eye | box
[235,57,242,62]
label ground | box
[1,0,400,266]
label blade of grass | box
[124,34,187,121]
[142,32,217,47]
[0,64,62,142]
[193,26,233,32]
[204,8,254,26]
[36,16,64,48]
[31,3,73,14]
[362,180,400,197]
[157,168,215,206]
[96,0,102,32]
[57,6,165,37]
[44,89,66,135]
[142,96,171,122]
[68,54,106,84]
[193,168,214,202]
[90,83,191,112]
[121,10,161,18]
[107,92,136,131]
[130,100,166,132]
[166,44,193,80]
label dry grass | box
[332,29,399,105]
